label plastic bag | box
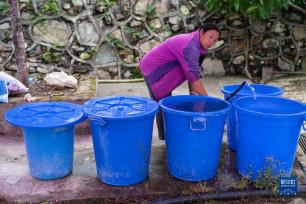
[44,72,77,88]
[0,72,29,95]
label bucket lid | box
[83,96,159,120]
[5,102,86,128]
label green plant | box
[131,67,142,79]
[200,0,291,20]
[52,43,65,49]
[235,177,249,189]
[105,36,126,50]
[42,51,61,63]
[252,156,286,192]
[97,0,116,7]
[145,4,156,18]
[0,2,9,15]
[42,0,58,15]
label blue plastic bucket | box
[233,96,306,180]
[221,84,283,151]
[83,96,159,186]
[0,80,8,103]
[159,95,230,181]
[5,102,86,180]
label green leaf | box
[80,52,92,60]
[246,5,258,13]
[234,0,240,11]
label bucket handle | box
[225,81,247,101]
[88,116,107,127]
[190,117,206,131]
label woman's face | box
[200,30,220,49]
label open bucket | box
[233,96,306,180]
[160,95,230,181]
[5,102,86,180]
[221,83,283,151]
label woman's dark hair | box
[200,22,220,35]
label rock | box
[169,16,182,25]
[149,18,162,29]
[130,20,142,27]
[293,26,306,41]
[33,20,72,47]
[180,5,189,15]
[136,29,150,39]
[111,29,123,41]
[98,69,111,79]
[302,57,306,70]
[252,22,266,34]
[139,39,160,53]
[155,0,171,15]
[108,66,118,73]
[232,20,243,26]
[135,0,149,15]
[197,10,206,18]
[37,67,49,74]
[202,58,225,76]
[77,21,99,46]
[0,23,10,30]
[94,44,117,65]
[170,0,179,7]
[171,25,180,32]
[123,70,132,78]
[262,38,279,49]
[72,0,83,7]
[63,3,71,10]
[271,21,286,33]
[278,57,295,71]
[232,55,245,65]
[123,55,134,64]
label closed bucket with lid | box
[159,95,230,181]
[5,102,86,180]
[83,96,159,186]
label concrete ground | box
[0,75,305,203]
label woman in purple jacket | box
[140,23,220,140]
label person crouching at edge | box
[139,22,220,140]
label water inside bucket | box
[168,101,228,113]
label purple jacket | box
[140,31,206,100]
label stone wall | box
[0,0,305,82]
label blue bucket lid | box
[5,102,86,128]
[83,96,159,120]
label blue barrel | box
[233,96,306,180]
[159,96,230,181]
[83,96,159,186]
[221,84,283,151]
[5,102,86,180]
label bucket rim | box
[220,84,284,96]
[4,101,87,128]
[233,96,306,118]
[83,95,159,121]
[159,95,231,116]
